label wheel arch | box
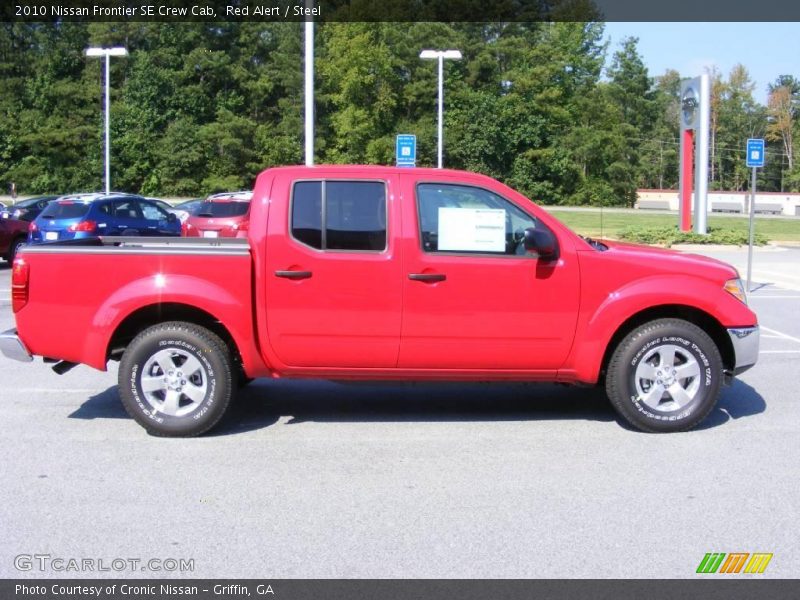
[598,304,735,381]
[106,303,244,370]
[6,233,26,261]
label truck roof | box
[261,164,496,181]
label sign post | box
[396,134,416,168]
[745,138,765,292]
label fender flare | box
[79,274,263,373]
[562,275,747,383]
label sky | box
[602,22,800,104]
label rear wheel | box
[605,318,723,433]
[119,321,235,437]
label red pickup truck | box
[0,166,759,436]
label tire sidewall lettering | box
[132,338,218,424]
[627,333,713,420]
[119,322,233,437]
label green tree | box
[717,65,764,191]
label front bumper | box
[0,328,33,362]
[727,326,759,375]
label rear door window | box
[291,182,322,249]
[112,200,143,220]
[290,180,386,252]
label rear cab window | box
[290,180,387,252]
[195,200,251,218]
[40,201,91,220]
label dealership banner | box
[3,579,800,600]
[3,0,800,22]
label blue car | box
[28,193,181,243]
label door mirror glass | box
[523,227,559,259]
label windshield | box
[40,201,91,219]
[195,200,250,218]
[16,196,55,209]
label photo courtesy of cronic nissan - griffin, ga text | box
[0,166,759,437]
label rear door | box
[97,199,144,235]
[264,175,403,368]
[398,179,580,370]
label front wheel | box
[119,321,235,437]
[605,318,723,433]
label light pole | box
[419,49,461,168]
[85,47,128,194]
[304,20,314,166]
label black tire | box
[118,321,235,437]
[8,236,25,263]
[605,318,723,433]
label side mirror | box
[167,212,178,223]
[523,227,559,260]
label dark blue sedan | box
[28,193,181,243]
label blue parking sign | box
[396,134,416,167]
[746,138,765,168]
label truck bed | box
[15,236,254,371]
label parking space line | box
[750,296,800,299]
[760,350,800,354]
[755,269,800,281]
[761,326,800,345]
[755,287,800,294]
[745,277,800,292]
[8,388,101,393]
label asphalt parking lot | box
[0,246,798,579]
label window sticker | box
[437,207,505,252]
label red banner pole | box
[681,129,694,232]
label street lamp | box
[85,47,128,194]
[419,49,462,168]
[304,20,314,166]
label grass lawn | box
[545,209,800,243]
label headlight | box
[724,278,747,305]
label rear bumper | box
[0,328,33,362]
[727,326,759,375]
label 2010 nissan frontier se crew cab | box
[0,166,759,436]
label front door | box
[264,176,403,368]
[399,181,580,371]
[139,200,175,236]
